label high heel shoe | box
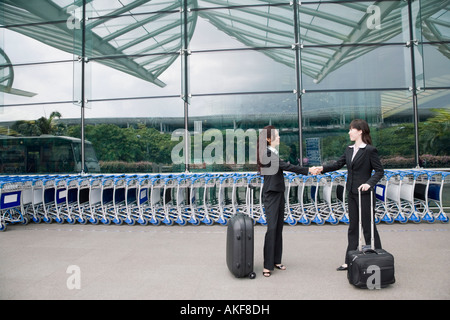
[336,264,348,271]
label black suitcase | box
[347,189,395,289]
[226,212,256,279]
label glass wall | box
[1,0,449,174]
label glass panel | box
[0,0,80,62]
[419,0,450,42]
[301,44,412,90]
[299,1,409,46]
[87,0,181,18]
[0,104,88,174]
[1,0,448,175]
[0,28,74,65]
[302,90,416,169]
[90,55,181,100]
[188,92,298,172]
[191,49,295,94]
[87,10,183,58]
[76,97,183,173]
[421,44,450,89]
[87,96,183,119]
[197,1,291,9]
[0,30,75,108]
[0,134,99,174]
[190,92,297,118]
[0,102,79,124]
[191,4,294,50]
[0,61,74,107]
[417,89,450,167]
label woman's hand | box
[309,166,323,175]
[358,183,371,192]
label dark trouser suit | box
[263,191,285,270]
[345,191,382,264]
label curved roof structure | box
[1,0,449,97]
[1,0,198,91]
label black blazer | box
[322,144,384,194]
[261,148,309,193]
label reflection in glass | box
[191,49,295,94]
[0,0,449,173]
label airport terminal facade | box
[1,0,449,174]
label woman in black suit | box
[314,119,384,271]
[257,125,314,277]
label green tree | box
[420,108,450,155]
[36,111,62,134]
[12,111,64,136]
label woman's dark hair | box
[257,125,276,173]
[350,119,372,145]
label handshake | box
[308,166,323,176]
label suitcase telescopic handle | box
[358,187,375,252]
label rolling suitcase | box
[347,189,395,289]
[226,212,256,279]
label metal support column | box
[80,0,86,174]
[182,0,190,173]
[407,0,421,168]
[293,1,304,166]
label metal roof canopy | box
[0,0,449,97]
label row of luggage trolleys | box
[1,169,449,231]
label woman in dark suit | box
[314,119,384,271]
[257,125,314,277]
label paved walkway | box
[0,222,449,300]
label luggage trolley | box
[65,175,92,224]
[410,170,435,223]
[308,175,326,225]
[214,173,235,225]
[296,174,318,225]
[109,175,129,225]
[0,177,28,231]
[312,173,340,225]
[97,175,117,225]
[199,173,221,225]
[135,174,152,226]
[15,176,35,224]
[121,175,140,226]
[374,178,389,224]
[173,174,193,226]
[58,175,84,224]
[187,173,210,225]
[38,176,59,224]
[285,173,305,225]
[248,173,265,225]
[397,170,423,223]
[84,175,104,225]
[374,170,406,223]
[231,173,251,217]
[27,176,45,223]
[424,171,450,223]
[52,176,70,224]
[76,175,94,224]
[161,174,180,225]
[331,171,349,224]
[146,174,167,225]
[285,173,302,226]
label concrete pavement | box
[0,222,449,300]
